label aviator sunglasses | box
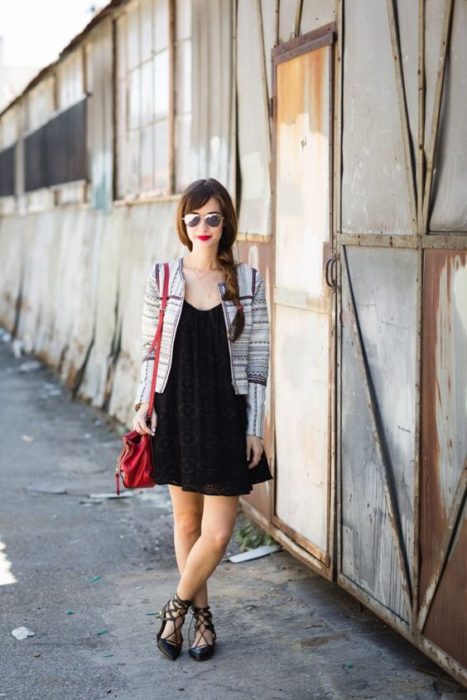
[183,212,224,228]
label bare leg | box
[176,494,239,600]
[159,486,205,644]
[169,485,207,607]
[159,490,239,648]
[176,494,239,649]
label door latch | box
[325,254,339,290]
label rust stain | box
[277,47,326,134]
[277,58,299,126]
[421,250,467,666]
[424,514,467,668]
[310,47,325,134]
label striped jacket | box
[134,257,270,437]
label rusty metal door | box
[271,27,335,578]
[337,1,467,685]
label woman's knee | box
[175,513,202,540]
[204,528,232,553]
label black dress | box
[151,299,273,496]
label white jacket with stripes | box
[134,257,270,437]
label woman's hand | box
[246,435,263,468]
[133,402,157,436]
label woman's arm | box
[134,264,161,411]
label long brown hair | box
[176,178,245,341]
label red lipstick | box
[197,235,211,241]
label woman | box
[132,178,272,662]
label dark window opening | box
[25,98,87,192]
[0,144,15,197]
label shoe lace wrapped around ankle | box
[160,594,191,645]
[189,605,216,648]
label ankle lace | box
[159,593,191,645]
[189,605,216,648]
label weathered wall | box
[341,247,417,624]
[338,0,467,685]
[0,203,182,429]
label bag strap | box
[146,262,169,419]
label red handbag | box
[115,262,169,495]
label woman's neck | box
[184,249,221,271]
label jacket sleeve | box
[246,269,270,437]
[134,264,161,411]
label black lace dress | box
[151,299,272,496]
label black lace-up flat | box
[156,593,191,660]
[189,605,217,661]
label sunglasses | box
[183,213,224,228]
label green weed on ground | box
[234,517,276,551]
